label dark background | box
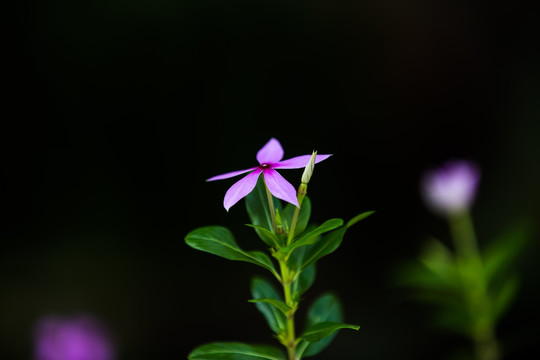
[3,0,539,359]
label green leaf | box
[299,227,347,272]
[483,221,530,286]
[300,293,343,357]
[249,298,291,316]
[418,238,460,288]
[306,293,343,324]
[492,274,519,322]
[346,211,374,228]
[300,321,359,343]
[185,226,278,278]
[297,212,368,272]
[188,342,286,360]
[251,277,286,334]
[282,219,343,253]
[246,224,281,248]
[246,178,282,232]
[291,263,316,299]
[282,197,311,236]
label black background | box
[3,1,539,359]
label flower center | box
[260,163,271,169]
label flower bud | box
[421,160,480,217]
[301,151,317,184]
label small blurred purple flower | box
[421,160,480,216]
[207,138,331,211]
[34,315,114,360]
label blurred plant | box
[34,314,114,360]
[185,138,373,360]
[398,160,529,360]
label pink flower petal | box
[263,169,299,207]
[223,169,263,211]
[274,154,332,169]
[207,167,257,182]
[256,138,284,164]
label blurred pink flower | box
[421,160,480,216]
[34,315,114,360]
[207,138,330,211]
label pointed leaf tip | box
[346,211,375,228]
[300,321,360,343]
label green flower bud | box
[301,151,317,184]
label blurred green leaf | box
[419,238,460,288]
[291,263,316,300]
[185,226,278,277]
[395,238,461,295]
[483,222,530,286]
[246,178,283,239]
[492,274,520,322]
[300,293,343,357]
[251,277,286,334]
[246,224,281,248]
[431,307,471,336]
[300,321,359,343]
[282,219,343,254]
[282,197,311,236]
[249,298,291,316]
[188,342,286,360]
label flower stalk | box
[449,211,500,360]
[264,180,279,234]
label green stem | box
[449,211,500,360]
[264,180,278,233]
[287,183,307,246]
[279,261,297,360]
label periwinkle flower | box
[421,160,480,216]
[207,138,330,211]
[34,315,114,360]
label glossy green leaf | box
[188,342,286,360]
[291,263,316,299]
[249,298,291,316]
[282,219,343,253]
[282,197,311,236]
[300,293,343,357]
[299,227,347,272]
[346,211,375,228]
[246,224,281,248]
[185,226,278,278]
[300,321,359,343]
[246,178,282,233]
[298,212,367,272]
[251,277,286,334]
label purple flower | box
[34,315,114,360]
[421,160,481,216]
[207,138,331,211]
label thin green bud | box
[301,151,317,184]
